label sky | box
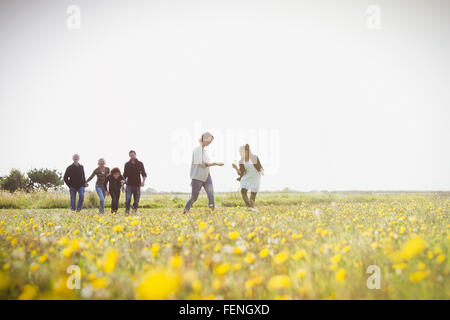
[0,0,449,192]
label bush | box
[0,169,29,193]
[27,168,63,191]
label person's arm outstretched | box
[202,162,224,168]
[194,147,223,168]
[86,169,96,186]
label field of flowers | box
[0,193,448,300]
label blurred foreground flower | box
[103,249,119,273]
[136,269,180,299]
[390,237,426,262]
[267,275,291,290]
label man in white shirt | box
[184,132,224,214]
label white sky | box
[0,0,449,192]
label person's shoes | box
[183,210,188,214]
[248,207,258,212]
[132,209,138,215]
[125,210,130,215]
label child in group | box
[103,167,126,213]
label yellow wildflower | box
[259,248,270,258]
[136,269,180,299]
[273,250,290,265]
[335,268,346,282]
[229,231,240,240]
[103,249,119,273]
[267,275,291,290]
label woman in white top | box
[184,132,224,214]
[232,144,263,211]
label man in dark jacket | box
[123,150,147,214]
[63,154,87,212]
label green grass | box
[0,190,449,210]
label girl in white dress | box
[232,144,263,210]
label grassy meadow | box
[0,191,448,299]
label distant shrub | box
[0,169,29,193]
[27,168,64,191]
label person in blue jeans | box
[86,158,110,214]
[63,154,87,212]
[123,150,147,214]
[184,132,224,214]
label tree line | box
[0,168,63,193]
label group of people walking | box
[63,132,263,214]
[63,150,146,214]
